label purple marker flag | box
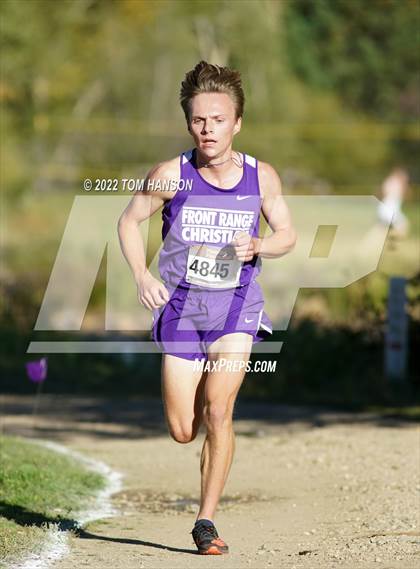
[26,357,48,383]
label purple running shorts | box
[151,280,272,361]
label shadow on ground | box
[0,501,196,555]
[1,395,418,443]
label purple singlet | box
[152,148,272,360]
[158,148,262,290]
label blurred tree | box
[284,0,420,120]
[1,0,418,196]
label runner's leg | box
[161,354,207,443]
[197,332,252,521]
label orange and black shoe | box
[191,519,229,555]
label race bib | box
[186,244,242,288]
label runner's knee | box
[203,401,232,431]
[168,423,198,444]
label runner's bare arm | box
[117,158,179,309]
[232,162,296,261]
[253,161,297,258]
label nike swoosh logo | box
[245,317,254,323]
[236,195,252,201]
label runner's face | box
[188,93,241,157]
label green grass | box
[364,405,420,420]
[0,435,106,568]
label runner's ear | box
[233,116,242,135]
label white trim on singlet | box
[182,150,193,164]
[244,154,256,168]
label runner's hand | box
[136,271,170,310]
[232,232,260,262]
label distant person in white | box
[378,168,410,237]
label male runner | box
[118,61,296,555]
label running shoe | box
[191,520,229,555]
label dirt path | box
[2,395,419,569]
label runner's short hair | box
[180,60,244,122]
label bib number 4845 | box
[189,259,229,279]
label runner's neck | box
[195,148,243,189]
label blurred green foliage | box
[285,0,419,120]
[1,197,418,406]
[1,0,419,406]
[1,0,419,199]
